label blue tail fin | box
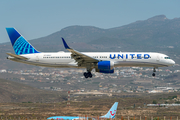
[100,102,118,119]
[6,28,40,55]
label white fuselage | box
[9,51,175,69]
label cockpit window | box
[164,57,170,59]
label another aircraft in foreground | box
[6,28,175,78]
[47,102,118,120]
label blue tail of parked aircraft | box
[6,28,40,55]
[100,102,118,119]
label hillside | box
[29,15,180,52]
[0,15,180,69]
[0,78,66,102]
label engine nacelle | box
[96,61,114,73]
[98,61,114,70]
[96,68,114,73]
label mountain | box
[0,15,180,69]
[0,78,66,102]
[29,15,180,53]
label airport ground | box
[0,77,180,119]
[0,95,180,120]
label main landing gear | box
[152,67,156,77]
[84,72,92,78]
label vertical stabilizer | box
[6,28,40,55]
[100,102,118,119]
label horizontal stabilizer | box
[6,53,28,60]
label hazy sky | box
[0,0,180,43]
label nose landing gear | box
[152,67,156,77]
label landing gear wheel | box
[89,74,92,78]
[88,72,92,78]
[83,72,92,78]
[152,73,155,77]
[84,72,88,78]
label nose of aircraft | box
[170,59,175,66]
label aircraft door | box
[36,55,39,62]
[123,54,126,61]
[156,55,160,62]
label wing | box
[6,53,28,60]
[62,38,99,66]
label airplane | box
[6,28,175,78]
[47,102,118,120]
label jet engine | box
[96,61,114,73]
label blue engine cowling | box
[97,69,114,73]
[96,61,114,73]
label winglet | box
[62,38,71,49]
